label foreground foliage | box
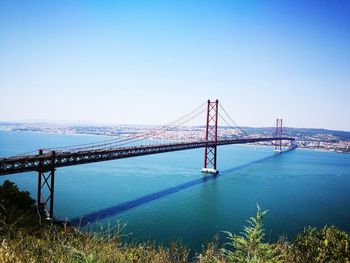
[0,180,39,233]
[291,225,350,263]
[0,226,189,263]
[1,180,350,262]
[222,206,282,263]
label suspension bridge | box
[0,99,295,219]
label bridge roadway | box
[0,137,294,176]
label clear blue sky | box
[0,0,349,130]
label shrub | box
[291,225,350,263]
[222,205,282,263]
[0,180,39,234]
[195,235,226,263]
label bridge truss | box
[0,100,295,219]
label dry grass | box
[0,223,190,263]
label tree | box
[223,205,282,263]
[0,180,38,232]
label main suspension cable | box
[42,102,207,152]
[73,106,207,151]
[219,104,248,136]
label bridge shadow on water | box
[70,149,292,227]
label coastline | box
[1,129,348,155]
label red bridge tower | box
[201,99,219,174]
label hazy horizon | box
[1,118,350,133]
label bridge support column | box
[274,119,283,152]
[37,150,55,220]
[202,99,219,174]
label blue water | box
[1,130,350,251]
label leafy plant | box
[222,205,282,263]
[0,180,39,234]
[69,247,95,263]
[291,225,350,263]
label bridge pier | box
[37,150,55,220]
[202,99,219,175]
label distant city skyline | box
[1,1,349,131]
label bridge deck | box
[0,137,294,175]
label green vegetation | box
[0,180,40,234]
[222,206,282,262]
[292,226,350,263]
[1,180,350,262]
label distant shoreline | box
[0,129,348,155]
